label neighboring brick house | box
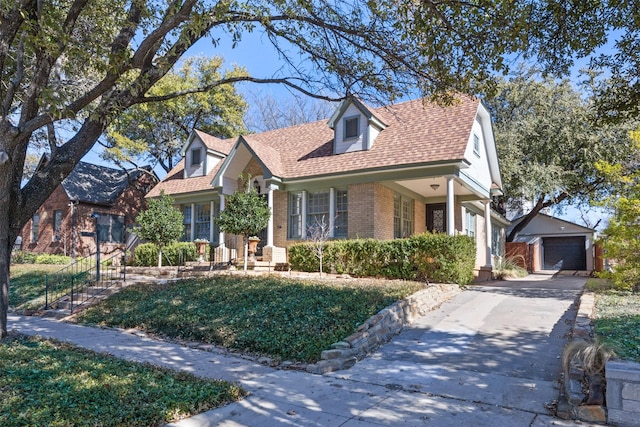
[19,161,156,258]
[148,96,510,280]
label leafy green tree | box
[135,192,184,268]
[104,57,248,173]
[215,178,271,271]
[486,70,636,241]
[595,129,640,290]
[0,0,638,339]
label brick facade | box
[19,172,154,258]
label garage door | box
[543,236,586,270]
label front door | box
[426,203,447,233]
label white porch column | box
[446,177,455,236]
[218,194,225,246]
[190,203,195,240]
[209,200,215,243]
[267,186,274,247]
[329,188,335,237]
[484,200,492,267]
[301,191,307,239]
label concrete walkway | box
[8,274,592,426]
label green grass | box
[76,275,425,363]
[0,334,245,427]
[588,278,640,362]
[9,264,62,308]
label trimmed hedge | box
[133,242,198,266]
[289,233,476,285]
[10,251,71,265]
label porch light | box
[430,184,440,191]
[253,179,260,194]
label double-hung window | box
[194,203,210,241]
[288,189,348,239]
[288,192,303,239]
[183,205,192,241]
[465,211,476,237]
[335,189,348,238]
[394,194,414,238]
[307,190,330,230]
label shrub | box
[493,255,529,280]
[133,242,198,266]
[10,251,70,265]
[289,233,476,285]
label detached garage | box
[507,214,596,272]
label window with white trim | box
[288,192,303,239]
[465,211,476,237]
[335,189,348,238]
[194,203,210,240]
[473,134,480,156]
[191,148,202,166]
[344,116,359,139]
[307,190,330,230]
[394,194,413,238]
[183,205,192,241]
[492,225,502,256]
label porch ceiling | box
[397,176,481,201]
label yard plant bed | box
[75,275,425,363]
[593,290,640,363]
[0,334,245,427]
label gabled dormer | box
[328,97,387,154]
[180,130,229,178]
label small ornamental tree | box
[215,177,271,271]
[135,192,184,267]
[307,215,332,278]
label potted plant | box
[194,238,209,262]
[248,236,260,261]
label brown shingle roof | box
[150,96,480,197]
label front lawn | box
[587,278,640,363]
[0,334,245,427]
[9,264,62,308]
[76,275,424,363]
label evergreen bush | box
[133,242,198,266]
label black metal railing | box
[45,250,126,312]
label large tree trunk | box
[506,193,570,242]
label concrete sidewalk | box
[8,274,591,426]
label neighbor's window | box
[53,210,63,241]
[344,116,359,139]
[466,211,476,237]
[97,214,125,243]
[191,148,202,166]
[31,214,40,243]
[335,189,348,238]
[288,192,303,239]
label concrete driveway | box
[327,273,587,425]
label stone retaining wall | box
[606,359,640,426]
[306,283,461,374]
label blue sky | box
[81,24,614,230]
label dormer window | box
[191,148,202,166]
[344,116,359,139]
